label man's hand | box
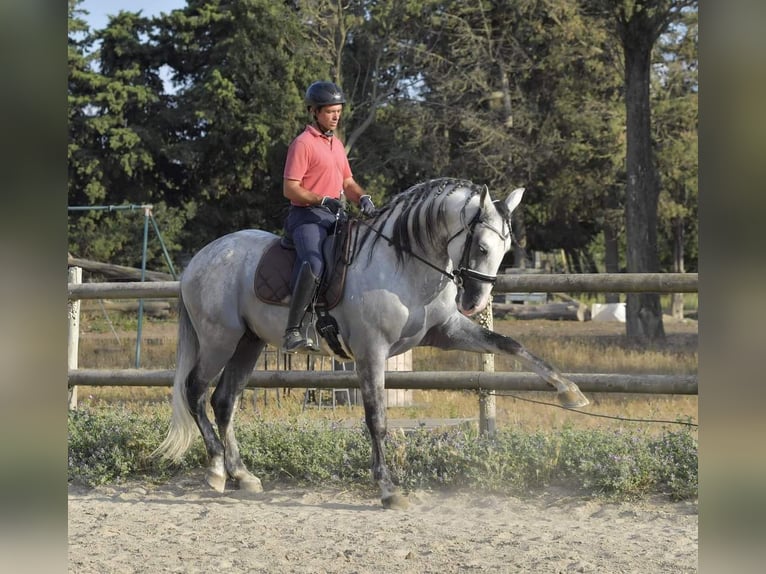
[320,196,343,215]
[359,195,376,217]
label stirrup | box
[282,329,319,354]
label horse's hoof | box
[205,470,227,493]
[382,493,409,510]
[239,476,263,493]
[558,388,589,409]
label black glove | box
[320,196,343,215]
[359,195,376,217]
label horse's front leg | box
[424,315,589,408]
[496,334,589,408]
[355,359,409,510]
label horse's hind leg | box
[185,356,231,492]
[211,329,265,493]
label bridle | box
[357,196,513,288]
[449,196,512,287]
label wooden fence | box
[68,369,697,395]
[67,272,699,301]
[67,271,698,429]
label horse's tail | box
[152,291,200,463]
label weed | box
[68,407,698,500]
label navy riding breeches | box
[284,205,337,288]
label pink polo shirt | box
[283,125,353,206]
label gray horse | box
[153,178,588,509]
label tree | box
[291,0,442,203]
[390,0,624,271]
[68,3,190,268]
[653,12,698,318]
[67,0,697,282]
[583,0,696,341]
[156,0,325,245]
[68,0,106,208]
[522,3,625,275]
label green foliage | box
[237,419,371,483]
[386,427,566,492]
[68,408,697,501]
[68,1,194,266]
[67,407,206,486]
[68,0,697,274]
[556,425,698,500]
[557,427,658,497]
[652,9,698,272]
[649,426,698,500]
[156,0,325,243]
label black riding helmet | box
[305,81,346,110]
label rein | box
[356,198,512,287]
[357,217,459,282]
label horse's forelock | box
[493,198,510,219]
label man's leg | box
[282,261,320,352]
[289,221,326,288]
[283,222,327,352]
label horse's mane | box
[357,177,484,266]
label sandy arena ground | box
[68,473,697,573]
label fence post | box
[477,301,496,436]
[68,266,82,410]
[134,206,151,368]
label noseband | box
[449,198,512,287]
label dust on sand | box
[69,472,697,573]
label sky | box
[77,1,188,90]
[79,0,186,31]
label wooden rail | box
[66,273,699,301]
[66,272,699,417]
[68,369,698,395]
[494,273,698,293]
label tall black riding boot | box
[282,262,320,353]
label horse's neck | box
[428,193,475,255]
[360,192,474,276]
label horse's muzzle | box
[457,289,491,317]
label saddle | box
[253,219,356,310]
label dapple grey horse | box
[153,178,588,508]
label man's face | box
[313,104,343,133]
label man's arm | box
[343,177,376,216]
[342,177,366,204]
[283,179,322,206]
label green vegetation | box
[68,407,696,501]
[68,0,697,279]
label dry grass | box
[75,310,698,433]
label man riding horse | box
[154,176,589,506]
[281,80,376,353]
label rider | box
[281,80,376,353]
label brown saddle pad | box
[253,229,353,309]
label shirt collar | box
[306,124,334,139]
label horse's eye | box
[478,244,488,255]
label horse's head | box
[452,185,524,317]
[357,177,524,316]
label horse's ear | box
[505,187,525,214]
[480,184,490,207]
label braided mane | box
[358,177,484,265]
